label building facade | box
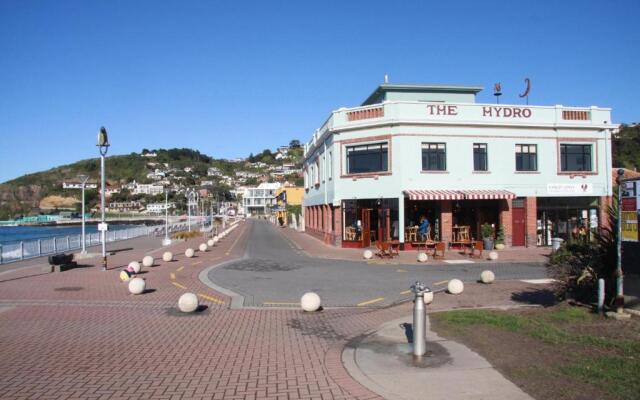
[302,83,616,248]
[242,182,281,216]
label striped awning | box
[403,190,464,200]
[403,189,515,200]
[459,190,516,200]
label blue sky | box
[1,0,638,182]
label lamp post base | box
[162,238,172,246]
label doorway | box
[512,199,526,246]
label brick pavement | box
[0,219,554,400]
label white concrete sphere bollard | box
[207,239,215,247]
[213,236,219,243]
[162,252,173,262]
[363,249,373,260]
[300,292,321,312]
[120,270,131,282]
[199,243,208,252]
[489,251,499,261]
[185,248,195,258]
[423,291,434,305]
[128,277,146,295]
[128,261,141,274]
[417,252,428,263]
[481,270,495,284]
[142,256,154,268]
[178,292,199,313]
[447,279,464,295]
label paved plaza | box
[0,219,552,400]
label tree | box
[289,139,301,148]
[612,124,640,170]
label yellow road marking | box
[263,301,299,306]
[397,269,407,273]
[172,282,187,289]
[193,261,202,265]
[198,293,224,305]
[433,280,449,286]
[357,297,385,307]
[176,266,184,272]
[400,290,412,295]
[170,273,176,280]
[225,227,245,255]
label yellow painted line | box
[397,269,407,273]
[263,301,299,306]
[176,266,184,272]
[357,297,385,307]
[193,261,202,265]
[198,293,224,305]
[171,282,187,289]
[433,280,449,286]
[225,227,245,255]
[400,290,412,295]
[170,273,176,280]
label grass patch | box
[431,305,640,400]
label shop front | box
[341,198,399,248]
[536,197,600,245]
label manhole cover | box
[54,287,84,291]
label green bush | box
[480,223,493,239]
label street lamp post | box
[97,127,109,271]
[78,175,89,254]
[615,169,625,313]
[163,189,172,246]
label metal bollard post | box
[411,281,431,357]
[38,239,42,257]
[20,242,24,260]
[598,278,605,314]
[0,244,3,264]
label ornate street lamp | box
[163,188,172,246]
[78,174,89,254]
[97,127,109,270]
[615,168,625,313]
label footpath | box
[0,219,553,400]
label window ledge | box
[420,170,449,174]
[558,171,596,176]
[341,172,391,180]
[514,171,540,174]
[472,171,491,174]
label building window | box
[561,144,592,172]
[421,143,446,171]
[473,143,488,171]
[346,142,388,174]
[314,158,320,185]
[516,144,537,171]
[328,151,333,179]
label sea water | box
[0,224,141,244]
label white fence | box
[0,223,188,264]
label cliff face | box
[0,184,43,219]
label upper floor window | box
[346,142,388,174]
[422,143,446,171]
[314,158,320,185]
[561,144,592,172]
[473,143,488,171]
[328,151,333,179]
[516,144,537,171]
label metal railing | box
[0,223,189,264]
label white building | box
[133,183,165,195]
[303,83,616,248]
[242,182,281,216]
[145,202,175,214]
[62,181,98,189]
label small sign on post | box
[98,223,109,232]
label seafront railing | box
[0,223,189,265]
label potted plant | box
[495,226,505,250]
[481,223,494,250]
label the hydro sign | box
[621,179,640,242]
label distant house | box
[183,167,193,173]
[133,184,164,195]
[62,181,98,189]
[145,202,175,214]
[207,167,222,177]
[200,180,215,186]
[107,201,143,213]
[142,152,157,158]
[242,182,281,216]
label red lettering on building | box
[483,106,532,119]
[427,104,458,116]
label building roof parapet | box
[304,100,616,159]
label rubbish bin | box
[551,237,564,251]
